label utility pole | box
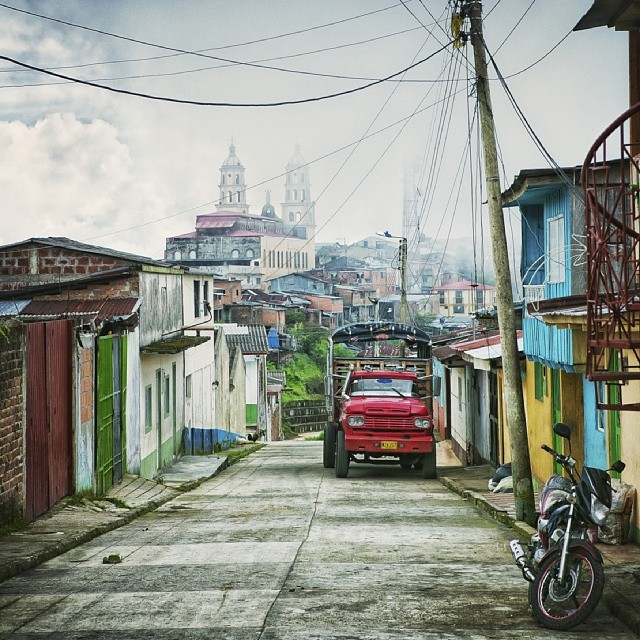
[465,0,535,524]
[400,237,408,325]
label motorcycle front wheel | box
[531,547,605,631]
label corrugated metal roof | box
[0,299,29,316]
[225,324,270,354]
[20,298,140,323]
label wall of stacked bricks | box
[0,324,25,525]
[0,247,136,293]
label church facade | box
[165,144,316,290]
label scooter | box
[509,422,625,631]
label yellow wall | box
[618,350,640,545]
[523,360,553,487]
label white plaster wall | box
[126,328,141,474]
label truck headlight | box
[414,418,431,428]
[347,415,365,426]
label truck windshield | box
[349,378,417,397]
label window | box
[231,249,240,258]
[186,374,192,398]
[476,289,484,304]
[221,175,225,185]
[245,248,254,258]
[534,362,546,401]
[301,189,305,201]
[144,386,152,432]
[236,191,241,202]
[296,212,301,222]
[203,280,209,310]
[547,214,565,283]
[164,375,170,416]
[289,212,294,221]
[194,280,200,317]
[439,291,445,304]
[227,191,232,202]
[293,189,298,200]
[235,174,240,185]
[189,250,196,259]
[173,250,182,261]
[455,290,463,304]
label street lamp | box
[377,231,407,325]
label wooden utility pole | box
[465,0,536,524]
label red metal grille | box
[356,417,416,431]
[584,102,640,409]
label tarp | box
[330,321,431,346]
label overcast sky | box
[0,1,629,262]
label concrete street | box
[0,441,635,639]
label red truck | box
[323,322,437,479]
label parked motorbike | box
[509,422,625,631]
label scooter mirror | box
[552,422,571,439]
[611,460,626,474]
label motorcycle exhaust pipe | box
[509,539,535,582]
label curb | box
[439,473,640,638]
[0,457,230,585]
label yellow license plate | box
[380,441,397,450]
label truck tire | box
[323,423,336,469]
[335,430,350,478]
[421,450,437,479]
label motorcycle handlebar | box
[540,443,557,457]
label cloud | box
[0,112,171,258]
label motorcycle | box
[509,422,625,631]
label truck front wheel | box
[421,450,437,479]
[335,430,350,478]
[323,423,336,469]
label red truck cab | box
[324,322,436,479]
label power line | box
[85,83,470,242]
[0,42,453,107]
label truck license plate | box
[380,441,397,450]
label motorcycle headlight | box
[590,495,609,526]
[347,415,365,426]
[414,417,431,428]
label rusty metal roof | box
[20,298,140,324]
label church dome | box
[261,190,278,219]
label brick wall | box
[0,323,25,525]
[0,245,129,291]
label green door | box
[551,368,563,475]
[608,351,622,479]
[97,336,115,495]
[96,335,128,495]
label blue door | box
[582,376,607,469]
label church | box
[165,144,316,290]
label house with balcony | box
[502,166,610,485]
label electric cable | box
[0,43,454,107]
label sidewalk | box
[438,452,640,637]
[0,453,232,584]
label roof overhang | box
[142,334,210,354]
[574,0,640,31]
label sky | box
[0,0,629,264]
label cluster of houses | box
[431,156,640,547]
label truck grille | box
[358,416,416,431]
